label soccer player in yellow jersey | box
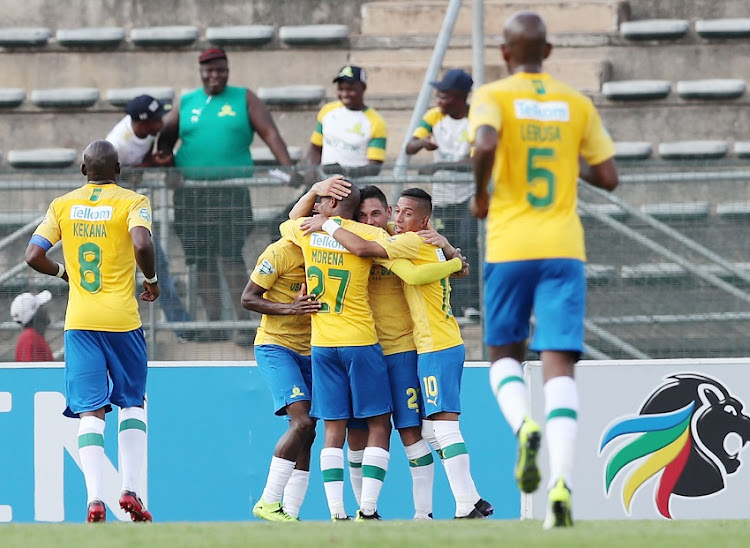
[25,140,159,523]
[469,11,619,529]
[303,188,491,519]
[242,239,321,522]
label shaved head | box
[82,140,120,182]
[501,11,551,70]
[333,184,361,219]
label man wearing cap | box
[406,68,480,319]
[304,65,387,178]
[158,48,297,338]
[11,290,54,362]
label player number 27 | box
[78,242,102,293]
[526,147,556,208]
[306,266,351,313]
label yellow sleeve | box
[279,219,296,242]
[580,102,616,166]
[249,245,282,290]
[388,257,462,285]
[378,231,421,260]
[366,109,388,162]
[412,108,442,139]
[33,201,61,245]
[311,102,341,147]
[126,194,152,232]
[468,85,502,143]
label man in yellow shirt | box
[242,239,321,522]
[469,11,619,528]
[25,140,160,523]
[302,188,491,519]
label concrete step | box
[361,1,628,36]
[627,0,750,21]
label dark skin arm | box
[25,244,69,283]
[405,135,438,155]
[247,90,293,167]
[156,97,180,155]
[241,281,321,315]
[579,157,619,191]
[470,125,498,219]
[131,226,160,301]
[301,215,388,258]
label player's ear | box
[115,162,121,175]
[81,163,87,177]
[544,42,553,60]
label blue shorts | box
[386,350,421,429]
[417,344,465,417]
[483,259,586,354]
[255,344,312,416]
[311,344,392,421]
[63,329,148,418]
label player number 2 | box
[78,242,102,293]
[406,387,419,411]
[526,147,556,208]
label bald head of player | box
[319,183,361,220]
[501,11,552,73]
[81,139,121,183]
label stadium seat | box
[621,263,688,283]
[733,141,750,158]
[256,85,326,105]
[0,27,52,47]
[106,87,175,107]
[205,25,275,46]
[31,88,99,108]
[586,264,617,283]
[55,27,125,48]
[640,202,710,221]
[716,201,750,219]
[658,140,729,159]
[279,24,349,45]
[251,146,303,165]
[620,19,690,40]
[0,89,26,108]
[695,18,750,39]
[578,203,628,221]
[601,80,671,101]
[130,26,199,47]
[696,263,750,281]
[676,79,745,100]
[614,141,653,160]
[7,148,77,168]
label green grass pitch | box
[0,519,748,548]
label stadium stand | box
[205,25,274,46]
[55,27,125,48]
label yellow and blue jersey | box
[378,231,463,353]
[250,238,312,356]
[32,183,152,331]
[469,72,615,263]
[284,217,389,347]
[310,101,388,167]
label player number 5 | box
[526,147,555,209]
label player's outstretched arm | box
[388,257,463,285]
[131,226,159,301]
[301,215,388,258]
[288,176,352,220]
[25,243,69,283]
[242,281,321,316]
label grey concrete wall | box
[4,0,367,31]
[627,0,750,21]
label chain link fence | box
[1,159,749,362]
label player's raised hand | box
[140,280,160,301]
[312,175,352,200]
[287,284,322,315]
[450,247,470,278]
[470,192,490,219]
[301,214,329,235]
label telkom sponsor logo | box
[70,205,113,221]
[513,99,570,122]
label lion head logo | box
[599,373,750,518]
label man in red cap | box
[158,48,297,340]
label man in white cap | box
[11,290,54,362]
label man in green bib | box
[159,48,296,337]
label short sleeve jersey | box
[310,101,388,168]
[377,231,463,353]
[368,262,416,356]
[32,183,152,331]
[250,238,311,355]
[468,72,615,263]
[105,115,154,167]
[284,217,389,347]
